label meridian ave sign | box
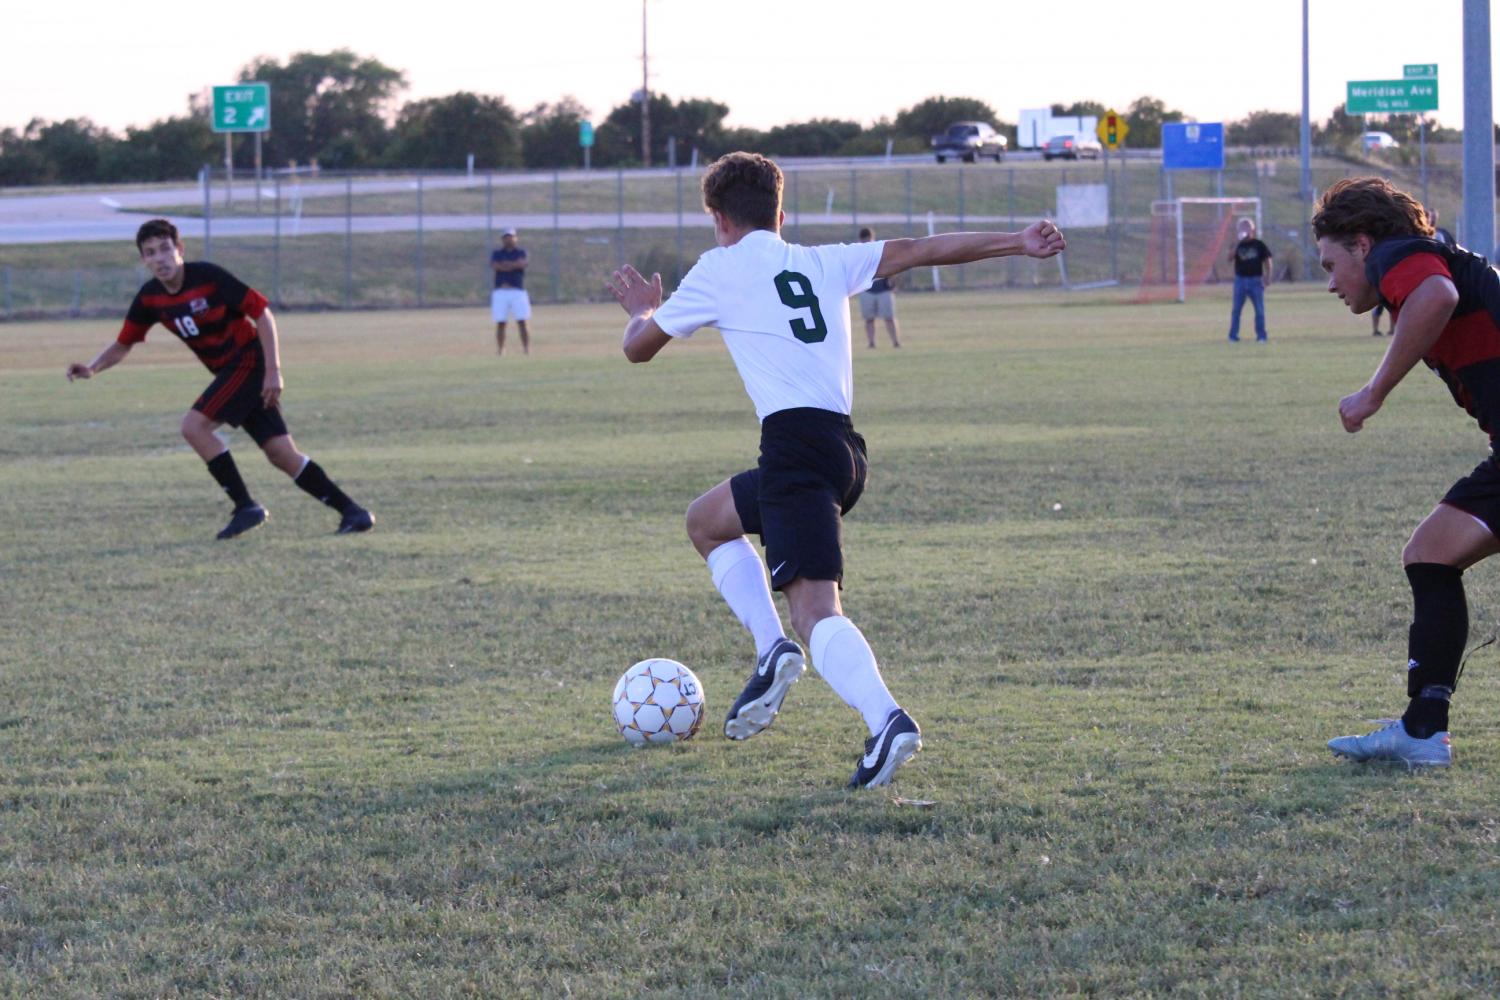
[1346,78,1438,114]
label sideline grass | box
[3,287,1500,997]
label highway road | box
[0,157,1070,244]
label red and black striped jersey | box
[117,262,269,371]
[1368,237,1500,441]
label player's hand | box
[261,368,284,408]
[1338,385,1382,433]
[1022,219,1066,259]
[66,363,92,381]
[608,265,663,317]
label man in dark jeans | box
[1227,218,1273,342]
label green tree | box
[893,96,1002,142]
[760,119,863,157]
[385,92,520,169]
[520,97,591,169]
[1051,100,1107,118]
[1124,95,1184,149]
[28,118,115,183]
[715,126,769,157]
[239,50,406,168]
[595,94,730,166]
[112,116,217,181]
[1227,110,1300,147]
[1315,103,1364,146]
[0,125,56,185]
[834,117,926,157]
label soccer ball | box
[612,658,706,745]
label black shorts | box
[1441,453,1500,538]
[730,407,869,591]
[191,341,288,446]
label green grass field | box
[4,286,1500,997]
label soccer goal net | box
[1137,197,1262,303]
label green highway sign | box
[212,83,270,133]
[1346,79,1438,113]
[1404,63,1439,78]
[579,120,594,148]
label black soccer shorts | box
[191,341,289,446]
[730,407,869,591]
[1441,452,1500,538]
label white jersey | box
[652,230,884,421]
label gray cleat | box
[1328,719,1451,768]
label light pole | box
[641,0,651,167]
[1300,0,1313,279]
[1462,0,1494,255]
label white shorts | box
[491,287,532,322]
[859,290,895,321]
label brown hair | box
[1311,177,1433,246]
[135,218,182,252]
[858,226,874,240]
[701,152,782,230]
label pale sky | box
[6,1,1496,135]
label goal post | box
[1138,197,1261,303]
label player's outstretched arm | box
[875,220,1065,278]
[65,341,131,381]
[1338,274,1458,433]
[609,264,672,363]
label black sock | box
[293,459,355,514]
[1404,689,1451,738]
[206,451,254,509]
[1401,562,1466,737]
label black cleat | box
[216,503,268,540]
[848,708,922,789]
[336,505,375,534]
[724,637,805,740]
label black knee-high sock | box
[206,451,254,509]
[293,459,355,514]
[1403,562,1467,737]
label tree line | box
[0,49,1461,186]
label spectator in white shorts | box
[490,228,531,355]
[857,227,901,349]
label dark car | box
[932,122,1007,163]
[1043,133,1103,161]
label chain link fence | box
[0,154,1475,320]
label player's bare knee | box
[180,411,210,443]
[262,436,303,474]
[685,496,715,550]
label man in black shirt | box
[1227,218,1273,342]
[490,228,531,356]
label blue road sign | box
[1162,122,1225,170]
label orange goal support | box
[1137,197,1261,303]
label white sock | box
[705,538,785,657]
[809,615,899,736]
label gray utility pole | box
[1299,0,1313,279]
[641,0,652,168]
[1462,0,1494,255]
